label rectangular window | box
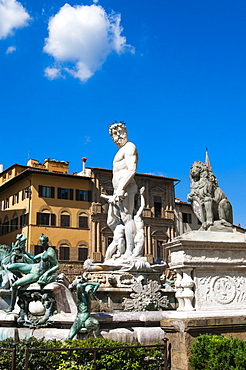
[154,196,162,218]
[22,188,30,200]
[38,185,55,198]
[156,240,165,261]
[76,190,87,201]
[60,246,70,260]
[76,190,92,202]
[78,247,88,261]
[61,214,70,227]
[34,245,44,255]
[182,213,192,224]
[10,217,19,232]
[4,198,9,209]
[58,188,73,200]
[20,213,29,227]
[12,193,19,206]
[79,216,88,229]
[36,212,56,226]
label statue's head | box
[190,161,207,181]
[109,121,128,147]
[16,233,26,243]
[39,233,49,246]
[190,160,218,186]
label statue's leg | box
[67,316,83,340]
[203,199,214,229]
[6,284,18,312]
[121,214,135,257]
[85,317,99,338]
[7,263,33,275]
[218,199,233,224]
[120,184,137,257]
[6,272,39,312]
[105,241,117,260]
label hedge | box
[0,337,165,370]
[189,334,246,370]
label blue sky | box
[0,0,246,227]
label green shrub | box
[189,334,246,370]
[0,337,165,370]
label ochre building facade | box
[0,159,178,278]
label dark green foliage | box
[0,337,165,370]
[189,334,246,370]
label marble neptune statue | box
[107,121,138,258]
[84,122,166,272]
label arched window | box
[78,213,88,229]
[77,210,89,229]
[59,245,70,260]
[10,212,19,232]
[58,240,71,261]
[20,211,29,227]
[60,211,70,227]
[36,208,56,226]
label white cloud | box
[6,45,16,53]
[0,0,31,39]
[84,136,91,144]
[44,4,134,83]
[44,66,62,80]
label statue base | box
[83,261,176,312]
[0,310,169,344]
[166,230,246,312]
[4,282,76,328]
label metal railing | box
[25,338,170,370]
[0,338,171,370]
[0,342,17,370]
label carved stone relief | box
[195,271,246,310]
[122,279,169,311]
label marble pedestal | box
[0,282,76,338]
[0,310,167,344]
[166,230,246,312]
[85,269,176,311]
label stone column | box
[144,225,148,255]
[91,220,96,255]
[181,268,195,311]
[97,222,101,253]
[175,269,184,311]
[147,226,151,254]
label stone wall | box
[161,314,246,370]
